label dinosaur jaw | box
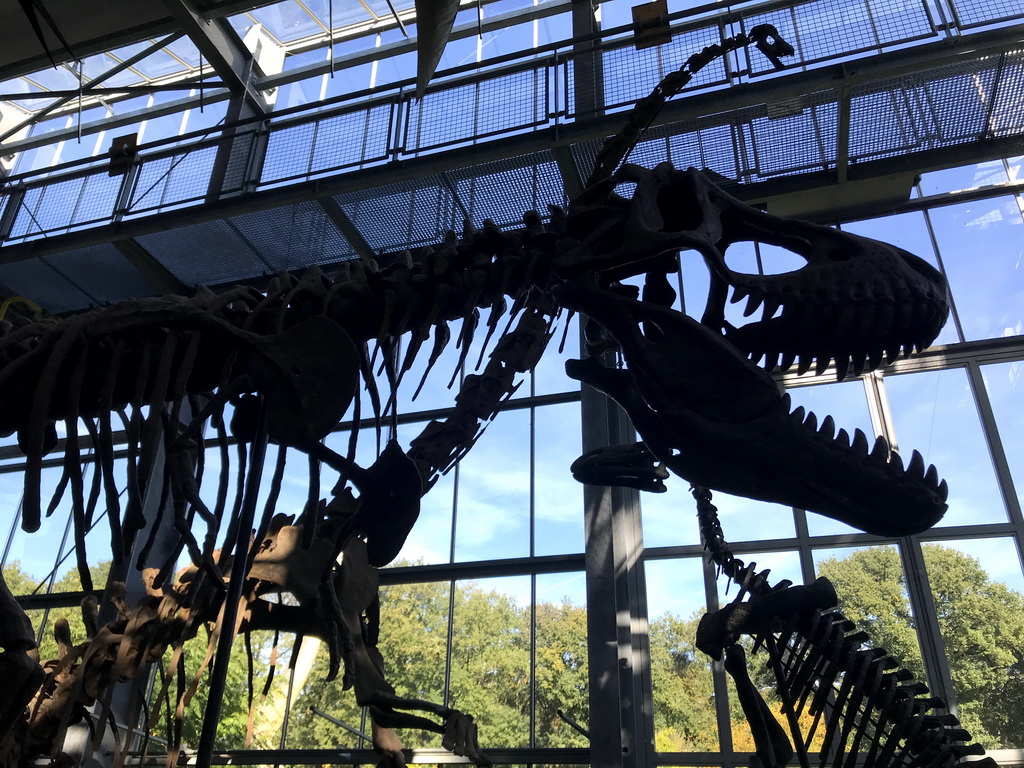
[703,230,950,381]
[558,280,949,537]
[559,162,951,382]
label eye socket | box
[724,242,807,275]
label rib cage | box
[692,486,999,768]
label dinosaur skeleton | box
[0,23,975,768]
[691,486,997,768]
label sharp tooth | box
[871,435,889,458]
[804,412,818,431]
[835,304,858,337]
[744,293,764,317]
[750,351,765,366]
[791,405,806,424]
[909,450,925,478]
[938,478,949,502]
[764,353,778,372]
[902,342,915,358]
[836,428,850,447]
[780,392,791,411]
[914,337,932,354]
[925,464,939,487]
[868,348,884,370]
[853,428,869,453]
[820,415,835,439]
[780,351,796,371]
[890,451,905,472]
[835,355,851,382]
[850,352,867,377]
[762,297,782,321]
[885,347,900,365]
[731,286,750,304]
[815,355,832,376]
[797,354,813,376]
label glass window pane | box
[534,401,584,556]
[927,195,1024,341]
[645,557,720,753]
[883,368,1007,527]
[917,160,1009,197]
[454,407,531,561]
[535,571,588,747]
[980,360,1024,512]
[919,539,1024,749]
[787,379,875,536]
[813,544,926,679]
[450,575,531,747]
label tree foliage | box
[818,544,1024,749]
[4,542,1022,755]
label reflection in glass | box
[883,368,1007,527]
[927,195,1024,341]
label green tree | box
[818,544,1024,749]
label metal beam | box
[836,85,851,184]
[113,238,189,295]
[552,144,585,199]
[161,0,270,114]
[317,196,376,261]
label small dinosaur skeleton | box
[0,23,965,768]
[691,486,998,768]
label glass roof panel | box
[165,36,202,67]
[22,66,78,91]
[132,50,191,79]
[249,3,325,42]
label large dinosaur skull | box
[555,162,951,536]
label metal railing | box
[0,0,1017,248]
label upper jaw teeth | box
[723,283,939,378]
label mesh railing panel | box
[129,144,220,214]
[45,244,155,304]
[138,219,274,286]
[333,180,460,254]
[748,91,838,176]
[228,201,356,270]
[0,258,93,313]
[406,67,550,153]
[743,0,936,75]
[262,104,394,186]
[600,23,729,114]
[848,50,1024,163]
[948,0,1024,27]
[67,174,124,228]
[447,152,568,227]
[8,172,119,240]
